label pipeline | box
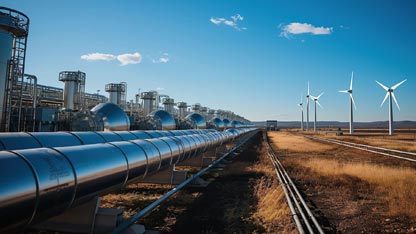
[109,129,259,234]
[0,128,257,233]
[0,129,218,151]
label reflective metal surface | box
[185,113,207,129]
[0,132,41,150]
[147,110,176,130]
[208,117,225,130]
[0,128,258,233]
[0,30,13,130]
[91,102,130,131]
[30,132,82,148]
[223,118,231,129]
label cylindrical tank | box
[223,118,231,129]
[105,83,126,106]
[177,102,187,119]
[185,113,207,129]
[146,110,176,130]
[207,109,215,120]
[141,91,157,116]
[0,7,29,131]
[163,98,175,114]
[91,102,130,131]
[208,117,225,130]
[191,103,201,113]
[59,71,86,111]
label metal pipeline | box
[0,128,257,233]
[0,129,217,151]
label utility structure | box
[339,71,357,134]
[59,71,86,111]
[140,91,157,116]
[105,82,127,107]
[0,7,30,132]
[376,79,407,135]
[306,82,310,131]
[310,92,324,132]
[177,102,188,119]
[297,93,304,130]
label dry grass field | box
[268,130,416,233]
[313,128,416,152]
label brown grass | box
[268,131,334,153]
[298,158,416,217]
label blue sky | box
[3,0,415,121]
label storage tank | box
[191,103,201,113]
[163,97,175,114]
[105,82,126,106]
[177,101,187,119]
[0,7,29,131]
[141,91,157,116]
[90,102,130,131]
[184,113,206,129]
[59,71,85,111]
[142,110,176,130]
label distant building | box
[266,120,278,131]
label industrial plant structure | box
[0,6,252,133]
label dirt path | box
[268,130,416,234]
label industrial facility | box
[0,6,257,234]
[0,6,252,133]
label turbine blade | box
[317,92,324,99]
[300,93,303,103]
[307,81,310,95]
[316,100,323,109]
[376,80,389,91]
[350,71,354,90]
[381,92,389,107]
[339,90,349,93]
[392,79,407,90]
[391,92,400,111]
[350,93,357,110]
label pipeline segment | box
[0,129,217,151]
[0,128,256,233]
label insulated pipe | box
[0,128,256,233]
[0,129,218,151]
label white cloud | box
[152,52,170,63]
[231,14,243,22]
[280,22,333,38]
[117,52,142,66]
[81,52,142,66]
[80,53,116,61]
[156,87,165,91]
[210,14,246,31]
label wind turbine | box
[306,82,310,131]
[310,92,324,132]
[339,71,357,134]
[297,93,304,130]
[375,79,407,135]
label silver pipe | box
[0,129,217,151]
[109,130,258,234]
[0,128,256,233]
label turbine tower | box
[306,82,310,131]
[298,93,304,130]
[375,79,407,135]
[339,71,357,135]
[310,92,324,132]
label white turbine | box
[310,92,324,132]
[297,93,304,130]
[306,82,310,131]
[339,71,357,134]
[375,79,407,135]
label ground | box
[268,130,416,233]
